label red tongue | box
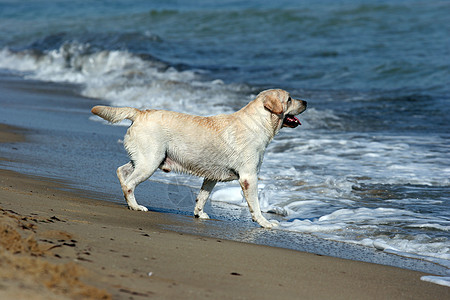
[284,115,301,128]
[290,116,300,125]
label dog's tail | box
[91,106,140,123]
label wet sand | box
[0,75,449,298]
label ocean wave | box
[0,44,251,117]
[278,207,450,267]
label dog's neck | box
[235,100,282,144]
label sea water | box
[0,0,449,285]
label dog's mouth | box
[283,115,301,128]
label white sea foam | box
[420,275,450,287]
[277,207,450,268]
[210,187,245,206]
[0,45,244,117]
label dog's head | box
[260,89,307,128]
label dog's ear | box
[263,94,283,115]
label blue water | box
[1,0,449,279]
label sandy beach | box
[0,76,448,299]
[1,167,449,300]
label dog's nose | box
[302,100,307,107]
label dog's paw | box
[258,219,279,229]
[129,205,148,212]
[195,211,210,219]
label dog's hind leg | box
[117,161,134,186]
[118,154,163,212]
[194,179,217,219]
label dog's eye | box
[287,97,292,104]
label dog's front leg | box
[194,179,217,219]
[239,174,277,229]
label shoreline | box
[0,74,449,297]
[1,168,449,299]
[0,73,447,274]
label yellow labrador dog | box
[92,89,307,228]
